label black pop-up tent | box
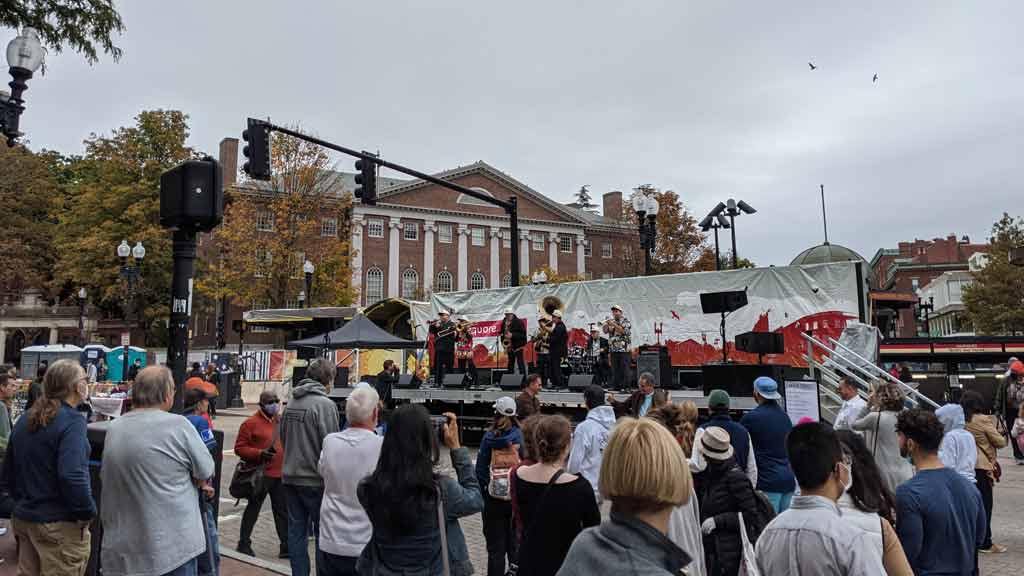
[288,314,424,379]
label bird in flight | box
[872,73,878,83]
[808,61,817,70]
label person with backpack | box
[475,397,524,576]
[513,415,600,576]
[693,427,766,576]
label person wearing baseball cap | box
[476,396,524,575]
[429,310,457,386]
[692,390,757,485]
[740,377,796,513]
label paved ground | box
[0,405,1020,574]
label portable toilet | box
[19,344,84,380]
[106,346,147,382]
[80,345,113,377]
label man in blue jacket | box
[740,377,796,512]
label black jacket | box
[375,370,398,406]
[694,459,760,576]
[587,336,610,361]
[504,315,527,349]
[610,389,668,419]
[549,322,569,360]
[430,321,456,351]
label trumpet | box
[603,317,625,336]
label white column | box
[548,232,559,273]
[576,236,586,278]
[388,217,401,298]
[49,326,59,344]
[0,328,6,364]
[423,221,436,294]
[489,227,501,289]
[457,224,469,291]
[520,230,531,277]
[351,217,364,303]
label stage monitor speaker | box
[442,374,468,389]
[735,331,785,355]
[701,364,781,398]
[700,290,748,314]
[333,366,350,390]
[396,374,418,389]
[499,373,524,391]
[677,369,703,390]
[636,347,672,389]
[568,374,595,392]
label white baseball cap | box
[503,307,514,314]
[494,396,517,417]
[552,310,563,318]
[611,305,623,312]
[457,315,468,321]
[439,310,450,316]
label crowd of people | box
[0,354,1020,575]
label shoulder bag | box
[229,418,280,500]
[518,468,565,561]
[436,483,451,576]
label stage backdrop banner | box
[411,262,864,368]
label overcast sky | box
[15,1,1023,266]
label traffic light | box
[354,154,377,206]
[242,118,271,180]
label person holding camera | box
[358,405,483,576]
[234,391,288,558]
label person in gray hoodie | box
[936,403,977,483]
[567,385,616,504]
[281,358,341,576]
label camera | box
[431,414,451,444]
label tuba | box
[539,295,565,319]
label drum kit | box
[566,345,597,374]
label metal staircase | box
[801,332,939,424]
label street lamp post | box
[1,28,45,147]
[303,260,315,307]
[723,199,756,269]
[77,287,87,346]
[699,203,731,271]
[631,194,660,276]
[117,240,145,381]
[918,295,935,336]
[297,290,306,308]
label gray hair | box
[639,372,657,386]
[306,358,336,387]
[132,366,175,408]
[346,386,380,425]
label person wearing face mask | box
[894,410,986,576]
[755,422,885,575]
[0,359,96,576]
[834,430,913,576]
[234,391,288,558]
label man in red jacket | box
[234,391,288,558]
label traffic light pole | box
[262,123,521,286]
[167,229,197,413]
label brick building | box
[869,234,987,337]
[191,140,638,347]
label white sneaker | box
[0,527,7,536]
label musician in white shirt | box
[833,375,867,432]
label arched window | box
[365,267,384,304]
[471,272,486,290]
[401,268,419,299]
[501,273,512,288]
[436,270,453,293]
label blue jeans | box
[764,491,794,514]
[161,557,198,576]
[199,500,220,576]
[285,484,324,576]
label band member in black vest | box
[502,307,527,379]
[429,310,456,385]
[547,310,569,389]
[531,317,552,387]
[603,304,632,390]
[587,327,610,386]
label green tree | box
[619,185,712,276]
[0,143,62,298]
[571,184,598,212]
[1,0,124,63]
[963,213,1024,335]
[52,110,199,345]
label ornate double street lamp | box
[631,193,660,276]
[1,28,45,147]
[303,260,315,307]
[77,287,87,346]
[117,240,145,379]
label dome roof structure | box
[790,242,867,266]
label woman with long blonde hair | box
[1,358,95,575]
[853,380,914,493]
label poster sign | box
[120,332,131,347]
[784,380,820,424]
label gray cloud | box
[16,0,1021,265]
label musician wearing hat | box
[587,327,610,386]
[429,310,457,385]
[603,305,632,390]
[502,308,527,380]
[547,310,569,389]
